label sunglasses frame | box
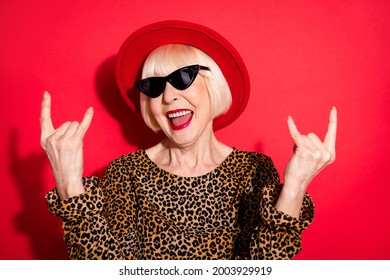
[135,64,210,98]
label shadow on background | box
[9,55,163,260]
[254,142,264,154]
[10,129,68,259]
[95,54,163,149]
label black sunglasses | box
[135,64,210,98]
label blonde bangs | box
[142,44,201,78]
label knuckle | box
[313,151,322,159]
[60,137,80,151]
[298,149,311,158]
[40,140,46,150]
[46,135,55,145]
[47,139,58,150]
[322,151,332,162]
[54,141,70,152]
[299,135,309,143]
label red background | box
[1,0,389,260]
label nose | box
[162,83,180,104]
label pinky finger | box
[75,107,94,139]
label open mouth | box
[167,109,193,130]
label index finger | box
[324,106,338,151]
[40,91,54,137]
[287,115,302,141]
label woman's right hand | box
[40,91,94,201]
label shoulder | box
[232,148,274,168]
[108,150,148,169]
[232,149,280,188]
[232,149,279,178]
[102,150,150,184]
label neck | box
[163,133,220,167]
[146,127,232,177]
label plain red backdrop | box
[1,0,389,260]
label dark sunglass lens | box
[137,80,151,93]
[139,78,166,98]
[170,66,197,90]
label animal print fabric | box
[46,148,314,259]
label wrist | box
[56,179,85,201]
[276,179,308,219]
[283,176,309,196]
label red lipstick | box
[166,109,193,130]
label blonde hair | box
[139,44,232,132]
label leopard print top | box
[46,148,314,260]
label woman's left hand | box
[284,107,337,191]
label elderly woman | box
[40,21,337,259]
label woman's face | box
[148,70,213,146]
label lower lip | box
[169,113,193,130]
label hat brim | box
[115,20,250,131]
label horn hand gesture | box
[40,91,94,201]
[276,107,337,218]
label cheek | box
[141,97,165,128]
[140,95,149,118]
[192,79,211,106]
[148,98,163,115]
[140,94,160,117]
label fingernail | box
[43,91,48,98]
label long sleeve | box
[234,153,314,260]
[46,160,140,259]
[252,154,314,259]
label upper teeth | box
[168,110,192,118]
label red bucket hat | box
[115,20,250,131]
